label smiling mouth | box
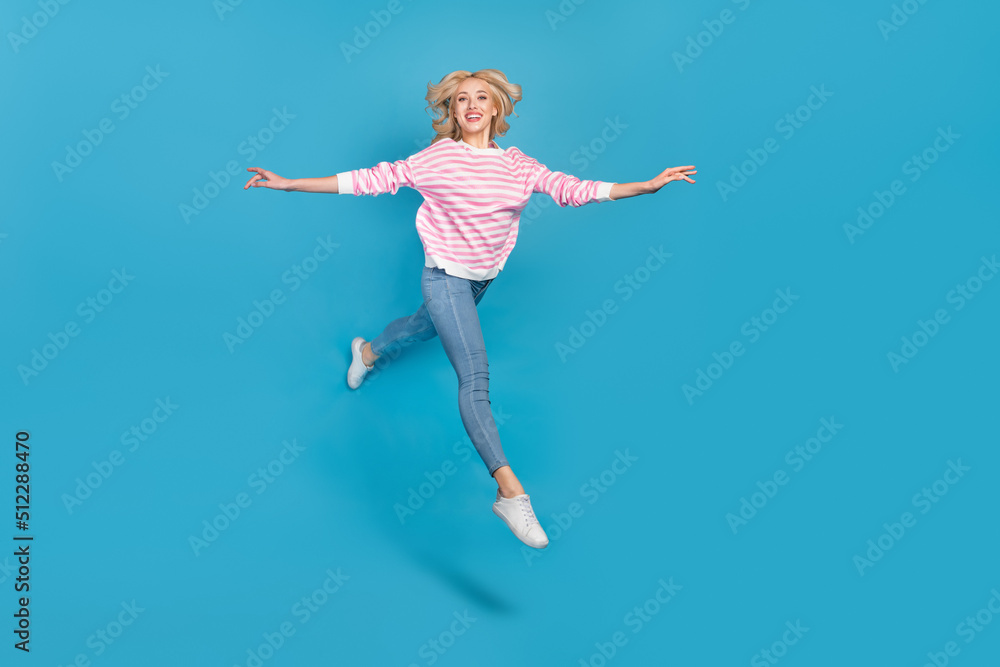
[465,114,482,122]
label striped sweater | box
[336,137,616,280]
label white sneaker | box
[492,491,549,549]
[347,336,375,390]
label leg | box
[363,305,436,365]
[365,266,497,366]
[365,268,442,366]
[492,465,524,498]
[421,267,511,478]
[421,269,547,548]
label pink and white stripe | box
[337,137,615,280]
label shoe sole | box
[493,504,548,549]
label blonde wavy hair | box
[425,69,522,145]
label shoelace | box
[516,496,539,525]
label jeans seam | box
[444,275,505,473]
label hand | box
[244,167,291,191]
[647,165,696,193]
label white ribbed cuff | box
[336,171,354,194]
[596,181,615,202]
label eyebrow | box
[457,90,488,95]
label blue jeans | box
[369,266,509,475]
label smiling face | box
[453,78,498,140]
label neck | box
[461,128,493,150]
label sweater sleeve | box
[530,160,615,206]
[336,156,416,197]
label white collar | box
[456,138,504,154]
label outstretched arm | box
[245,158,416,196]
[243,168,339,193]
[608,165,696,201]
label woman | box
[243,68,695,549]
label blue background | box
[2,0,998,665]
